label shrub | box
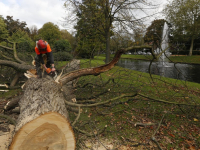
[54,39,72,52]
[53,52,73,61]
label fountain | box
[154,22,171,76]
[161,22,170,62]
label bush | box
[53,52,73,61]
[54,39,72,52]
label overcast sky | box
[0,0,69,30]
[0,0,170,33]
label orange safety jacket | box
[35,41,52,55]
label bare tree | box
[63,0,159,63]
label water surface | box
[117,59,200,84]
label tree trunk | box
[9,78,75,150]
[189,37,194,56]
[105,29,110,64]
[105,0,111,64]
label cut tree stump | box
[9,78,75,150]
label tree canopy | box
[74,0,106,58]
[54,39,72,52]
[144,19,168,49]
[0,16,8,39]
[37,22,62,46]
[65,0,157,62]
[8,29,35,52]
[4,16,30,36]
[163,0,200,56]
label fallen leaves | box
[193,118,198,122]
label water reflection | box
[117,59,200,84]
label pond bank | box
[118,54,200,65]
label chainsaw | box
[46,68,57,80]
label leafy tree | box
[65,0,156,62]
[4,16,30,36]
[144,19,168,49]
[60,29,76,51]
[110,33,134,54]
[8,29,35,52]
[29,25,38,42]
[37,22,61,46]
[54,39,72,52]
[74,0,106,58]
[0,16,8,39]
[164,0,200,56]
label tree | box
[1,43,199,149]
[64,0,157,63]
[54,39,72,52]
[0,33,147,149]
[0,16,8,39]
[7,29,35,53]
[110,32,134,54]
[4,16,30,36]
[163,0,200,56]
[60,29,76,51]
[144,19,168,50]
[37,22,61,46]
[74,0,106,58]
[29,25,38,42]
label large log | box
[9,78,75,150]
[7,49,129,149]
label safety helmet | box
[37,40,47,50]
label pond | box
[117,59,200,84]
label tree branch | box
[65,93,137,107]
[72,106,81,126]
[59,46,152,85]
[138,93,199,106]
[0,60,34,71]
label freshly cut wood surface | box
[9,112,75,150]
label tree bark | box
[9,78,75,150]
[189,36,194,56]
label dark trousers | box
[35,54,51,77]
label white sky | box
[0,0,71,31]
[0,0,171,33]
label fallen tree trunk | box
[7,48,131,149]
[9,78,75,150]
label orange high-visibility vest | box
[35,41,52,55]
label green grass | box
[0,89,22,99]
[72,56,200,149]
[169,55,200,64]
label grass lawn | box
[69,56,200,149]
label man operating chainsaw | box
[35,39,56,78]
